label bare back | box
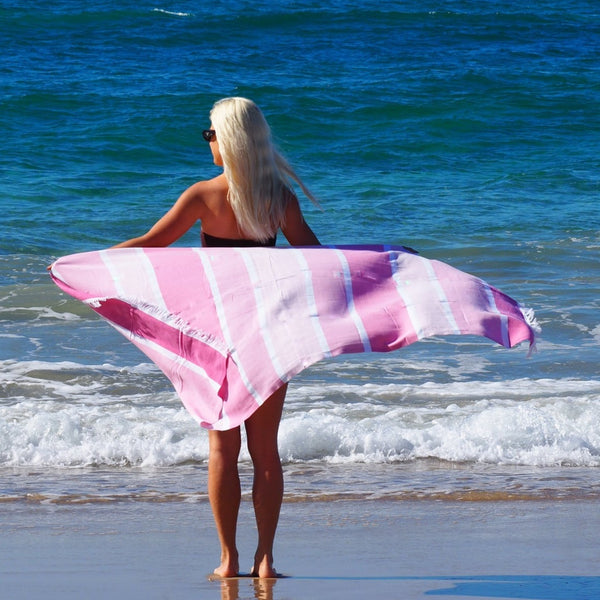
[114,172,319,248]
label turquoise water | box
[1,1,599,500]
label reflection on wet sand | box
[214,576,277,600]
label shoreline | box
[3,498,599,599]
[3,461,600,504]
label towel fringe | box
[520,306,540,357]
[84,296,229,357]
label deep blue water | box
[1,1,599,495]
[3,1,598,252]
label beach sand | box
[2,498,598,600]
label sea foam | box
[2,358,598,468]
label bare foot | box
[213,553,239,579]
[212,566,239,578]
[251,554,277,579]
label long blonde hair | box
[209,97,318,241]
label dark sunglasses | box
[202,129,216,142]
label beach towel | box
[50,245,537,430]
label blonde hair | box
[209,97,318,241]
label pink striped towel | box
[50,245,537,430]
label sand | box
[2,498,599,599]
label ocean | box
[1,0,599,507]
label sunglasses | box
[202,129,216,142]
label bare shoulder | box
[203,173,228,191]
[177,174,228,216]
[184,174,228,199]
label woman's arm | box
[281,195,320,246]
[112,182,207,248]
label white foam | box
[0,399,207,467]
[0,305,81,320]
[279,378,600,467]
[152,8,191,17]
[1,362,599,468]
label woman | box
[114,97,320,578]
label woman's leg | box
[245,384,287,578]
[208,426,242,577]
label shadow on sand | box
[422,575,599,599]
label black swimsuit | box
[201,231,277,248]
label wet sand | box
[2,498,599,599]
